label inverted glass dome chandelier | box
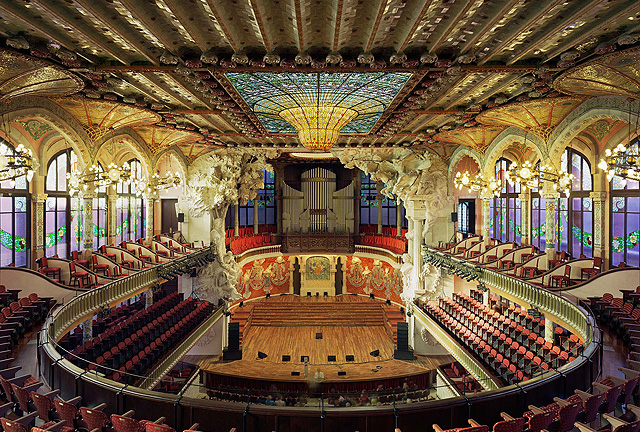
[279,106,358,151]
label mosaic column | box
[145,288,153,309]
[544,313,554,343]
[519,190,530,246]
[146,196,156,239]
[32,193,48,255]
[590,191,607,259]
[108,194,118,245]
[377,184,383,235]
[541,191,560,260]
[234,201,239,237]
[82,318,92,343]
[480,193,492,240]
[82,192,96,252]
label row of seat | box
[229,234,274,254]
[360,234,407,254]
[359,225,408,239]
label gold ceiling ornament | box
[454,171,501,197]
[0,143,36,186]
[504,160,574,197]
[0,49,83,101]
[554,46,640,99]
[52,97,161,131]
[279,106,359,151]
[433,126,506,155]
[476,97,586,141]
[67,162,133,196]
[83,125,110,143]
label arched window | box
[490,158,521,243]
[557,148,593,258]
[531,161,546,250]
[92,164,107,250]
[0,139,30,266]
[360,173,378,227]
[611,138,640,267]
[116,159,145,244]
[256,169,276,226]
[45,149,81,258]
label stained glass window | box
[116,160,145,244]
[45,149,80,258]
[491,158,521,243]
[531,161,546,250]
[92,164,107,250]
[0,140,29,267]
[360,173,378,227]
[256,169,276,226]
[557,148,593,258]
[611,138,640,266]
[224,72,412,134]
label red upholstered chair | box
[71,250,90,268]
[39,257,61,281]
[432,424,489,432]
[550,265,572,288]
[521,409,556,432]
[121,252,135,269]
[69,262,90,287]
[92,255,110,276]
[581,257,603,280]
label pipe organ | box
[282,168,354,234]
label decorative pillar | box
[234,201,239,237]
[406,197,427,296]
[353,171,361,235]
[396,202,402,236]
[145,288,153,309]
[480,193,491,240]
[519,190,531,246]
[82,192,96,252]
[82,318,93,342]
[275,166,284,235]
[407,217,414,256]
[32,193,47,259]
[108,193,118,245]
[377,183,383,235]
[590,191,607,259]
[541,189,560,261]
[145,197,155,239]
[253,200,259,234]
[544,313,554,343]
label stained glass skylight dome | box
[225,72,412,151]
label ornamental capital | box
[32,193,47,202]
[540,191,560,200]
[589,191,608,201]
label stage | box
[192,296,454,392]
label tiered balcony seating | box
[229,233,274,254]
[360,233,407,254]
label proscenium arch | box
[548,96,640,163]
[482,127,547,176]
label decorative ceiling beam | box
[365,0,389,52]
[117,0,179,52]
[72,0,158,64]
[459,0,521,54]
[203,0,238,52]
[477,0,567,65]
[248,0,271,52]
[332,0,345,51]
[159,0,212,51]
[413,110,460,115]
[428,0,477,53]
[293,0,305,51]
[171,109,222,115]
[29,0,131,64]
[443,74,503,110]
[399,0,435,51]
[543,2,640,62]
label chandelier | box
[505,161,574,197]
[599,143,640,186]
[0,144,35,185]
[279,106,358,151]
[67,162,132,196]
[135,171,182,197]
[454,171,501,197]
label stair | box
[230,305,253,343]
[247,301,386,327]
[383,306,405,344]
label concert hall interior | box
[0,0,639,431]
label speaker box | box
[346,355,354,362]
[177,213,185,223]
[316,332,323,339]
[291,371,300,376]
[394,321,414,360]
[257,351,268,359]
[301,355,309,362]
[282,355,291,362]
[328,355,336,362]
[451,212,458,222]
[338,371,347,376]
[223,322,242,360]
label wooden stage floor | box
[193,296,454,384]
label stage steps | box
[383,306,406,344]
[248,301,386,327]
[230,305,253,343]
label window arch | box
[0,139,30,266]
[611,138,640,266]
[45,148,81,258]
[489,158,521,243]
[116,159,145,244]
[557,148,593,258]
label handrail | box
[423,247,593,344]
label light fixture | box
[67,162,132,196]
[135,171,182,197]
[600,100,640,186]
[454,171,501,197]
[0,144,35,186]
[279,106,358,151]
[505,161,575,197]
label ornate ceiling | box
[0,0,639,161]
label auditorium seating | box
[229,233,274,254]
[360,233,407,255]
